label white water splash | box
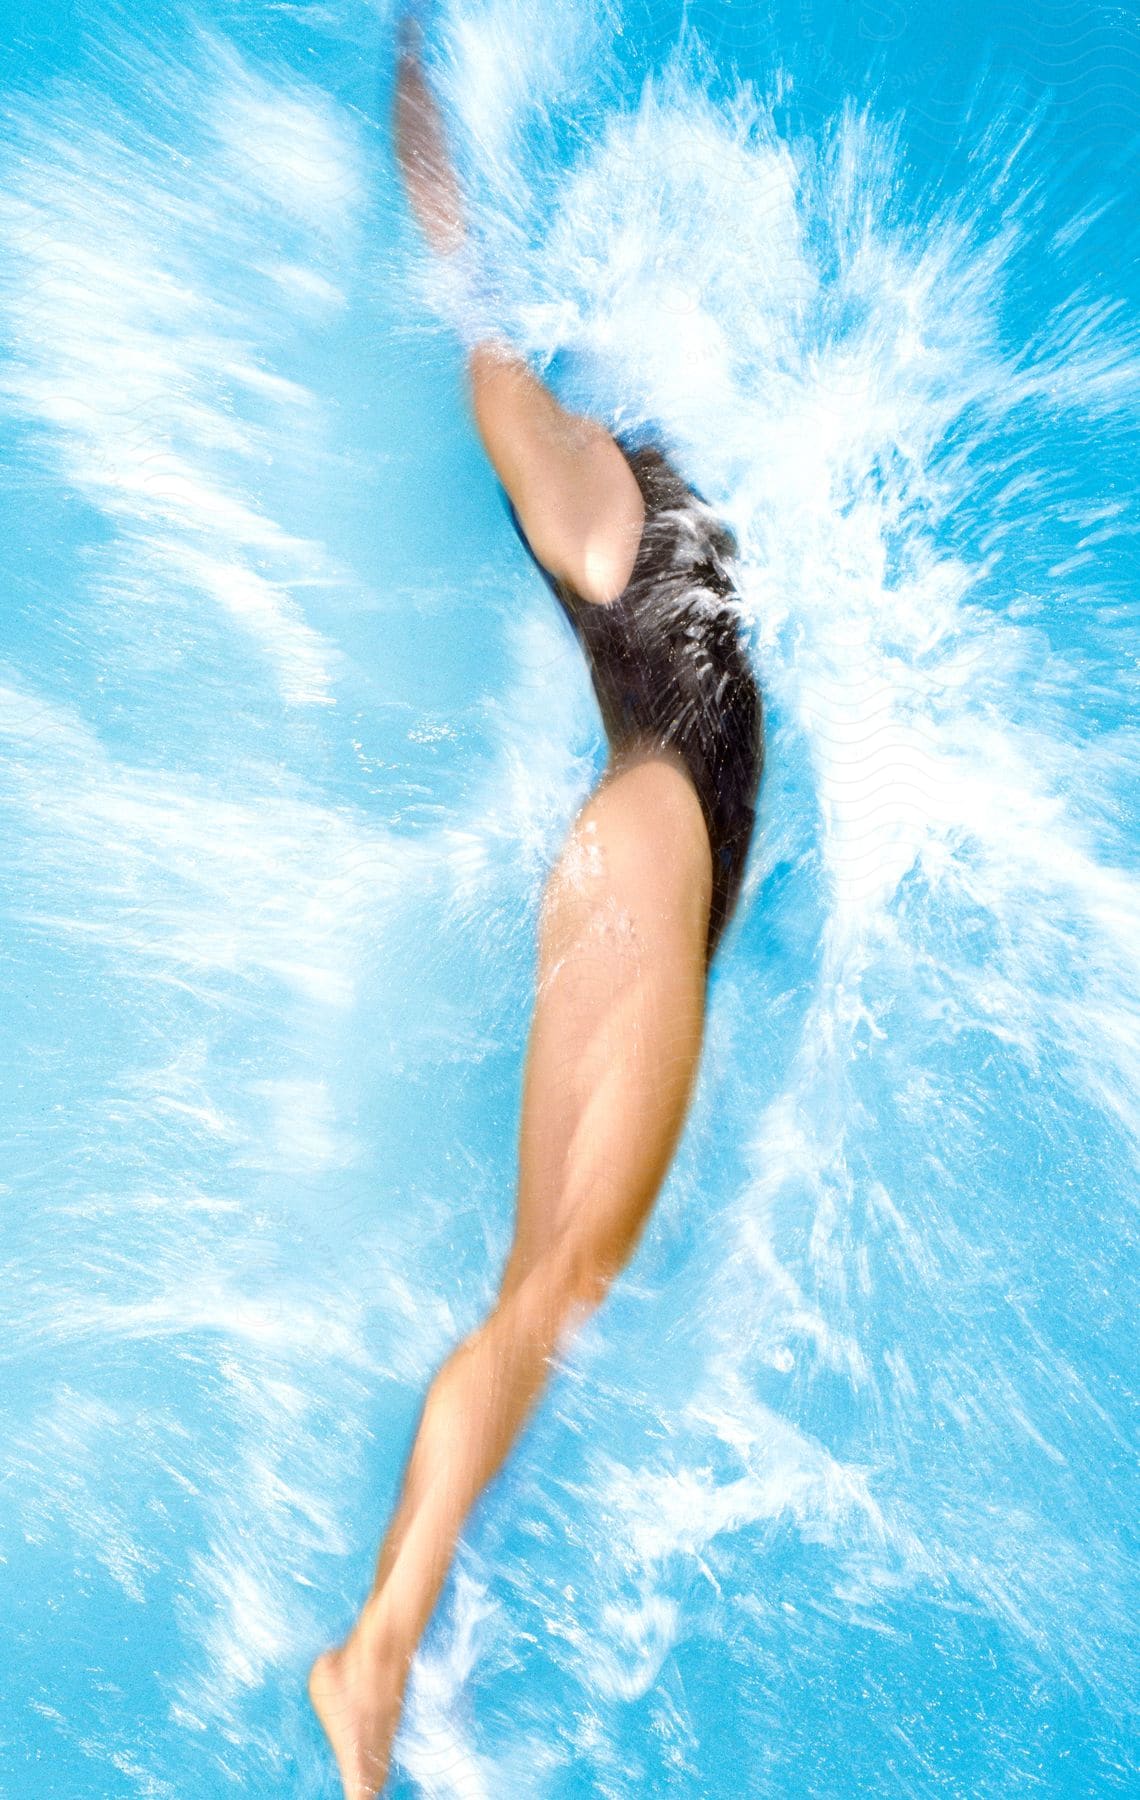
[3,4,1138,1795]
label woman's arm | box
[465,343,644,605]
[393,23,644,605]
[393,15,465,256]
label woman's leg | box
[309,753,712,1798]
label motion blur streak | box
[3,1,1138,1794]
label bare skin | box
[309,34,717,1799]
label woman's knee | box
[497,1229,621,1348]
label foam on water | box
[3,1,1138,1794]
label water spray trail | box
[2,1,1138,1793]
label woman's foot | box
[308,1626,412,1800]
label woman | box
[309,25,764,1797]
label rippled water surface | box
[3,0,1139,1794]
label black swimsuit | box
[505,439,763,961]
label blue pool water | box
[3,0,1139,1794]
